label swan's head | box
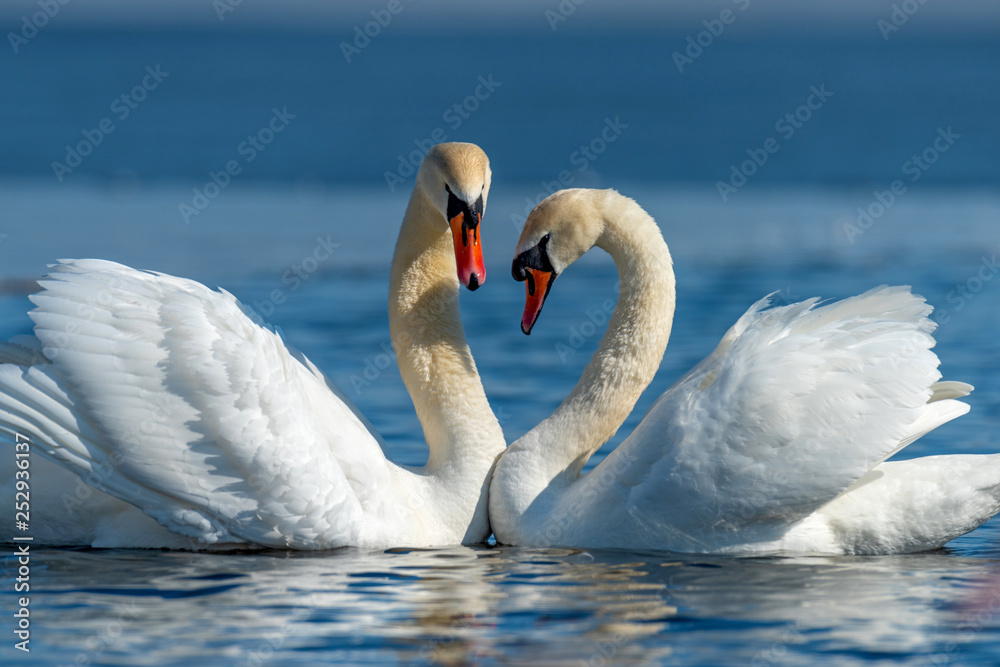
[511,189,608,334]
[416,142,492,291]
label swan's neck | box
[515,200,675,489]
[388,187,504,476]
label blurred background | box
[0,0,998,456]
[2,1,998,188]
[3,5,1000,664]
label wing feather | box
[570,286,957,551]
[2,259,392,548]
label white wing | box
[789,454,1000,554]
[568,286,969,551]
[0,259,394,548]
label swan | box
[490,188,1000,555]
[0,142,506,549]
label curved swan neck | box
[388,185,503,473]
[519,194,675,483]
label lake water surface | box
[0,183,998,665]
[2,22,1000,666]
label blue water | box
[2,30,998,188]
[1,23,1000,667]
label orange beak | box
[520,268,555,335]
[450,210,485,291]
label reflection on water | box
[0,184,997,665]
[6,532,1000,666]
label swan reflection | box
[24,542,1000,665]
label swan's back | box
[563,286,974,552]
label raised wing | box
[0,259,392,548]
[572,286,967,551]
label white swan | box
[490,188,1000,555]
[0,142,506,549]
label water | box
[1,30,998,188]
[8,540,1000,667]
[0,182,998,665]
[2,23,1000,667]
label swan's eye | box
[536,234,552,259]
[512,235,556,282]
[473,194,484,221]
[445,184,462,221]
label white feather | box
[491,189,997,555]
[1,260,388,547]
[0,143,505,550]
